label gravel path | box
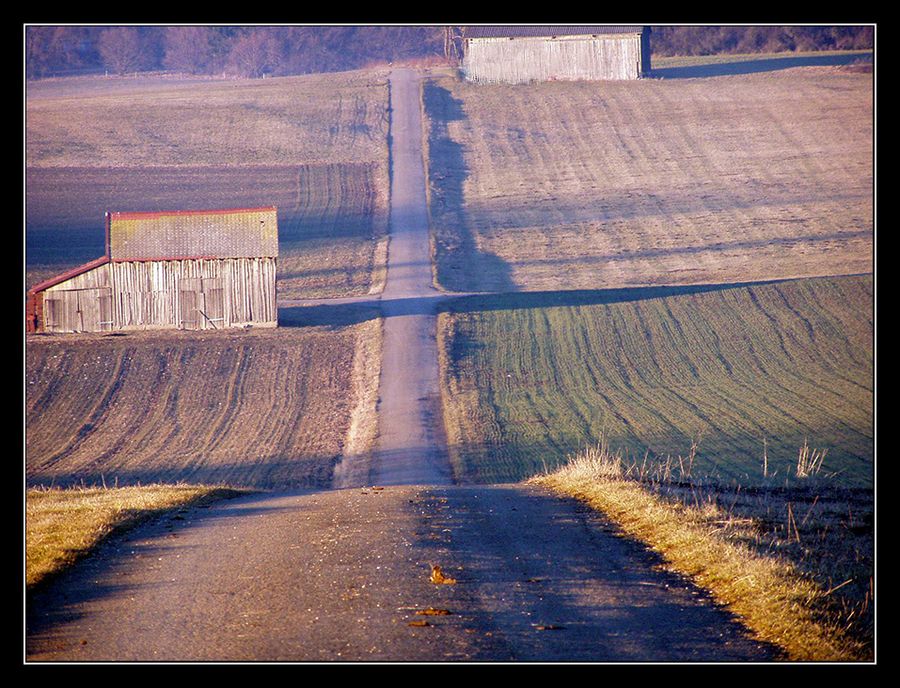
[26,484,777,662]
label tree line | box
[649,25,873,56]
[25,25,874,80]
[25,26,446,79]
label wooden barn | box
[459,26,651,84]
[26,207,278,334]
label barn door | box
[200,277,225,329]
[179,277,225,330]
[42,287,112,332]
[179,278,200,330]
[97,288,113,331]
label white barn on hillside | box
[460,26,651,84]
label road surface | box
[372,68,452,488]
[26,484,777,662]
[25,68,779,663]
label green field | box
[439,275,873,487]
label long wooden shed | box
[26,207,278,334]
[460,26,651,84]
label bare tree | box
[26,26,91,79]
[227,28,281,78]
[97,26,146,75]
[163,26,216,74]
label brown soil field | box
[26,69,391,168]
[425,65,873,293]
[25,324,377,490]
[25,163,388,298]
[25,69,391,299]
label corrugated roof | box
[107,206,279,261]
[464,26,646,39]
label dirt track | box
[25,68,780,663]
[26,484,777,662]
[371,68,453,487]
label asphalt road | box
[25,68,779,664]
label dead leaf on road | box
[430,565,457,584]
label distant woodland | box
[25,25,875,80]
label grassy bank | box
[26,484,247,590]
[532,442,873,661]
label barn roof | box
[463,26,647,39]
[27,255,111,296]
[107,206,278,261]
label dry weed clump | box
[795,439,828,479]
[531,440,872,662]
[429,564,457,585]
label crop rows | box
[26,69,391,299]
[439,275,873,486]
[25,327,364,489]
[425,67,873,292]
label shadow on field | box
[26,455,345,492]
[278,278,813,329]
[413,485,781,661]
[652,51,872,79]
[25,164,378,278]
[436,279,802,315]
[423,80,516,294]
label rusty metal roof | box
[464,26,647,39]
[107,206,278,261]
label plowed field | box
[25,325,369,489]
[425,66,873,292]
[25,69,391,298]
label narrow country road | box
[372,68,452,488]
[25,69,779,663]
[26,484,776,662]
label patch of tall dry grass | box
[530,440,872,662]
[26,483,246,590]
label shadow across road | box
[278,277,823,329]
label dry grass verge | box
[531,443,872,662]
[332,317,384,488]
[26,483,247,590]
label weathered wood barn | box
[26,207,278,334]
[459,26,651,84]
